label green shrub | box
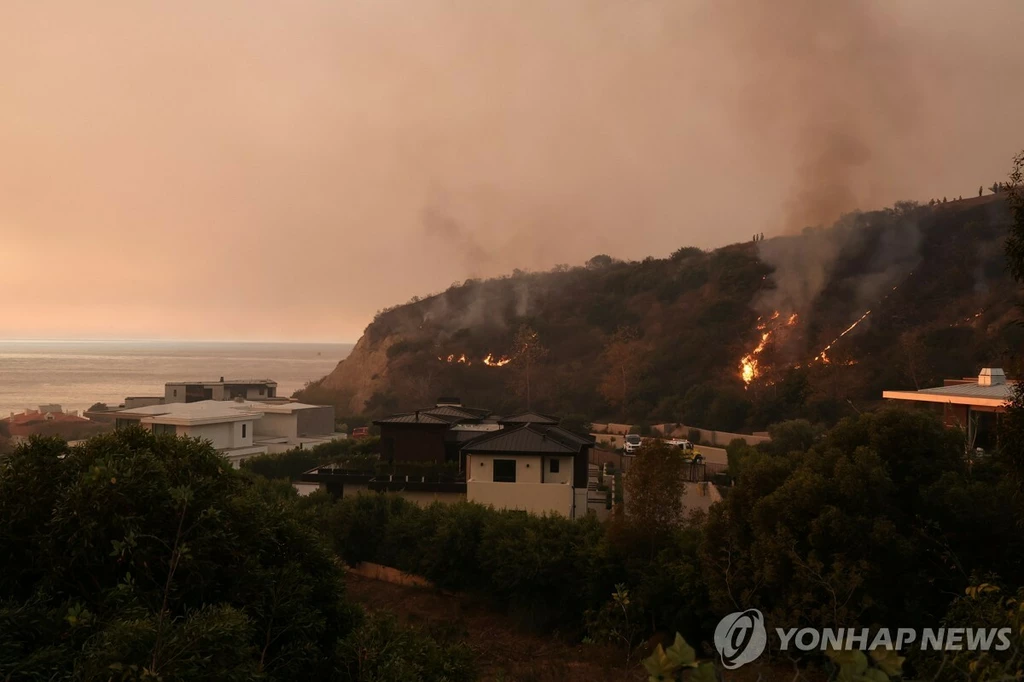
[0,429,358,681]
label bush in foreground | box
[0,428,358,681]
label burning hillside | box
[437,352,511,367]
[300,196,1016,429]
[739,311,798,385]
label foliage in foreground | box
[0,428,358,681]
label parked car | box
[351,426,370,439]
[624,433,643,454]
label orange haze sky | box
[2,1,1022,342]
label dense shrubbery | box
[703,409,1024,639]
[0,428,359,680]
[0,429,480,681]
[322,494,712,639]
[311,407,1024,671]
[242,436,381,481]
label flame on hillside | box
[812,277,910,363]
[740,311,798,385]
[437,353,471,365]
[814,309,872,362]
[436,352,511,367]
[482,353,512,367]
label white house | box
[230,399,346,454]
[111,398,345,464]
[112,401,269,467]
[462,418,592,518]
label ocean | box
[0,340,352,416]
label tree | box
[509,324,548,408]
[624,441,687,547]
[599,326,650,413]
[586,254,614,269]
[1001,151,1024,485]
[701,408,1024,635]
[1004,152,1024,284]
[0,429,357,680]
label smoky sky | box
[1,0,1022,342]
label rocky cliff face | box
[302,196,1020,430]
[312,333,399,415]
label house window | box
[242,424,247,438]
[493,459,516,483]
[172,389,177,397]
[152,423,175,436]
[549,458,560,474]
[259,388,265,395]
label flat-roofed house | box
[111,401,268,467]
[164,378,277,404]
[882,367,1015,451]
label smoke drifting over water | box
[1,1,1022,341]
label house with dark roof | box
[463,421,591,518]
[374,400,502,468]
[300,399,594,518]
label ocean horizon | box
[0,340,353,417]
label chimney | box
[978,368,1006,387]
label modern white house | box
[111,397,345,465]
[113,401,269,467]
[882,367,1015,451]
[230,399,345,454]
[164,378,278,404]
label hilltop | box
[299,195,1020,432]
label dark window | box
[172,389,177,397]
[549,458,560,474]
[259,388,265,395]
[152,423,175,436]
[493,459,516,483]
[242,424,247,438]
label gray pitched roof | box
[374,412,453,425]
[461,424,590,455]
[499,410,559,425]
[423,405,489,420]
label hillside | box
[299,195,1021,431]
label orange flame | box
[482,353,511,367]
[740,311,798,385]
[814,309,872,362]
[437,353,472,365]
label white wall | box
[468,481,574,517]
[542,456,573,484]
[177,420,254,450]
[468,454,542,483]
[466,453,576,517]
[254,412,298,439]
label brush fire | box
[437,353,512,367]
[739,311,798,385]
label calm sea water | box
[0,341,352,416]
